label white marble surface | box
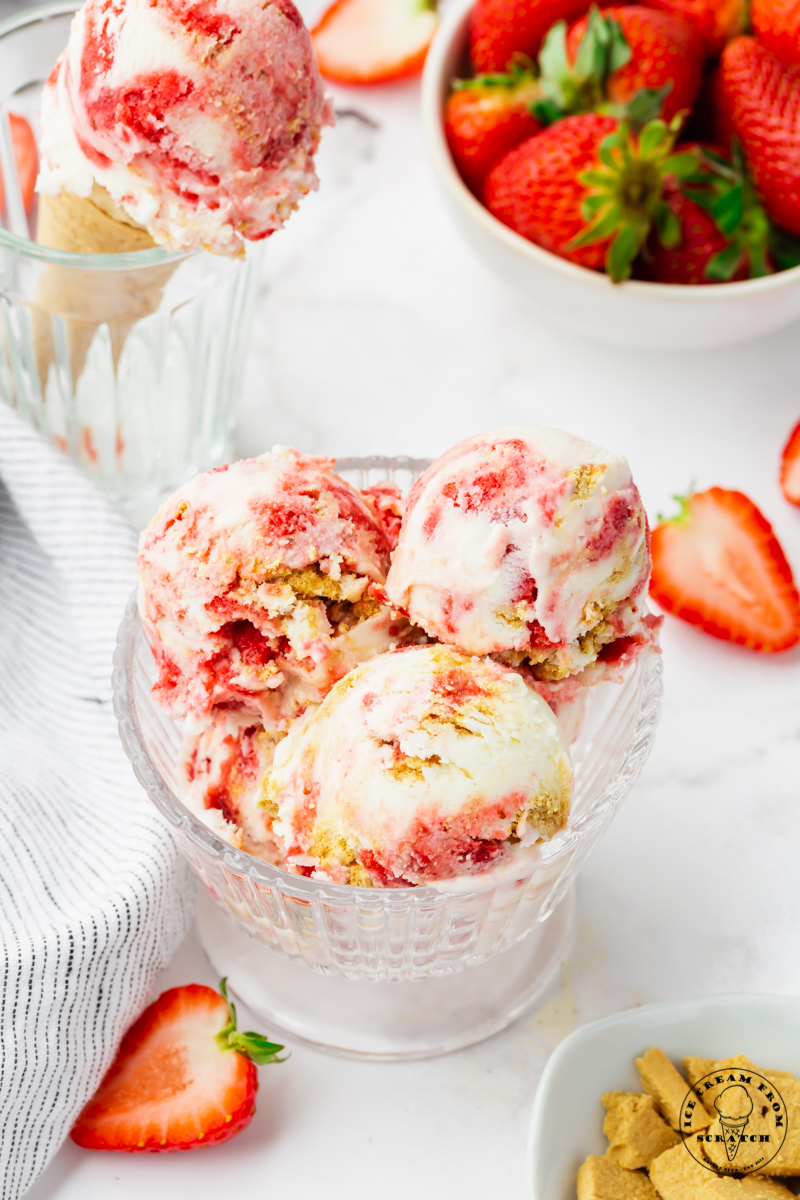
[28,46,800,1200]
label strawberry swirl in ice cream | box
[37,0,333,254]
[264,644,572,887]
[138,447,410,723]
[386,426,652,687]
[182,706,282,859]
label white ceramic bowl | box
[421,0,800,349]
[527,993,800,1199]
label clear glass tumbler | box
[113,457,664,1059]
[0,3,259,527]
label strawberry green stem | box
[216,978,289,1065]
[570,116,698,282]
[657,484,696,526]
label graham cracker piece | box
[693,1056,800,1177]
[636,1048,711,1133]
[649,1144,794,1199]
[576,1155,659,1200]
[602,1092,681,1169]
[685,1057,717,1086]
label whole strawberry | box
[717,36,800,236]
[484,113,699,279]
[564,6,704,121]
[445,67,542,195]
[71,980,286,1152]
[638,185,743,282]
[639,144,800,282]
[751,0,800,70]
[469,0,589,73]
[645,0,745,55]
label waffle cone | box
[33,186,174,385]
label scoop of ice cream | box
[37,0,333,254]
[182,706,282,859]
[715,1086,753,1120]
[138,446,409,721]
[266,644,572,887]
[386,426,651,683]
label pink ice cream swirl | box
[37,0,334,254]
[386,426,656,692]
[138,447,410,725]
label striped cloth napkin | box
[0,407,193,1198]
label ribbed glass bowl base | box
[196,884,576,1059]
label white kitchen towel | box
[0,406,194,1198]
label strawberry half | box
[445,66,542,195]
[311,0,438,84]
[70,980,286,1152]
[780,420,800,506]
[0,113,38,217]
[650,487,800,653]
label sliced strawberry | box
[650,487,800,653]
[469,0,590,74]
[445,67,542,195]
[70,980,286,1152]
[780,420,800,506]
[0,114,38,217]
[311,0,438,84]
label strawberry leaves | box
[216,978,288,1065]
[534,7,631,123]
[570,116,699,281]
[533,6,672,129]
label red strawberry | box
[311,0,438,84]
[780,420,800,506]
[565,6,704,121]
[644,0,745,55]
[469,0,589,74]
[650,487,800,652]
[751,0,800,70]
[639,143,796,282]
[71,980,286,1152]
[484,113,700,279]
[445,68,542,195]
[638,185,742,282]
[0,114,38,217]
[717,36,800,235]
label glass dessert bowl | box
[113,457,663,1059]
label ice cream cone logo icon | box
[714,1086,753,1161]
[681,1066,788,1175]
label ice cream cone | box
[33,185,174,387]
[37,185,156,255]
[719,1115,750,1161]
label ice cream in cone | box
[715,1086,753,1161]
[31,0,332,389]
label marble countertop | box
[26,20,800,1199]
